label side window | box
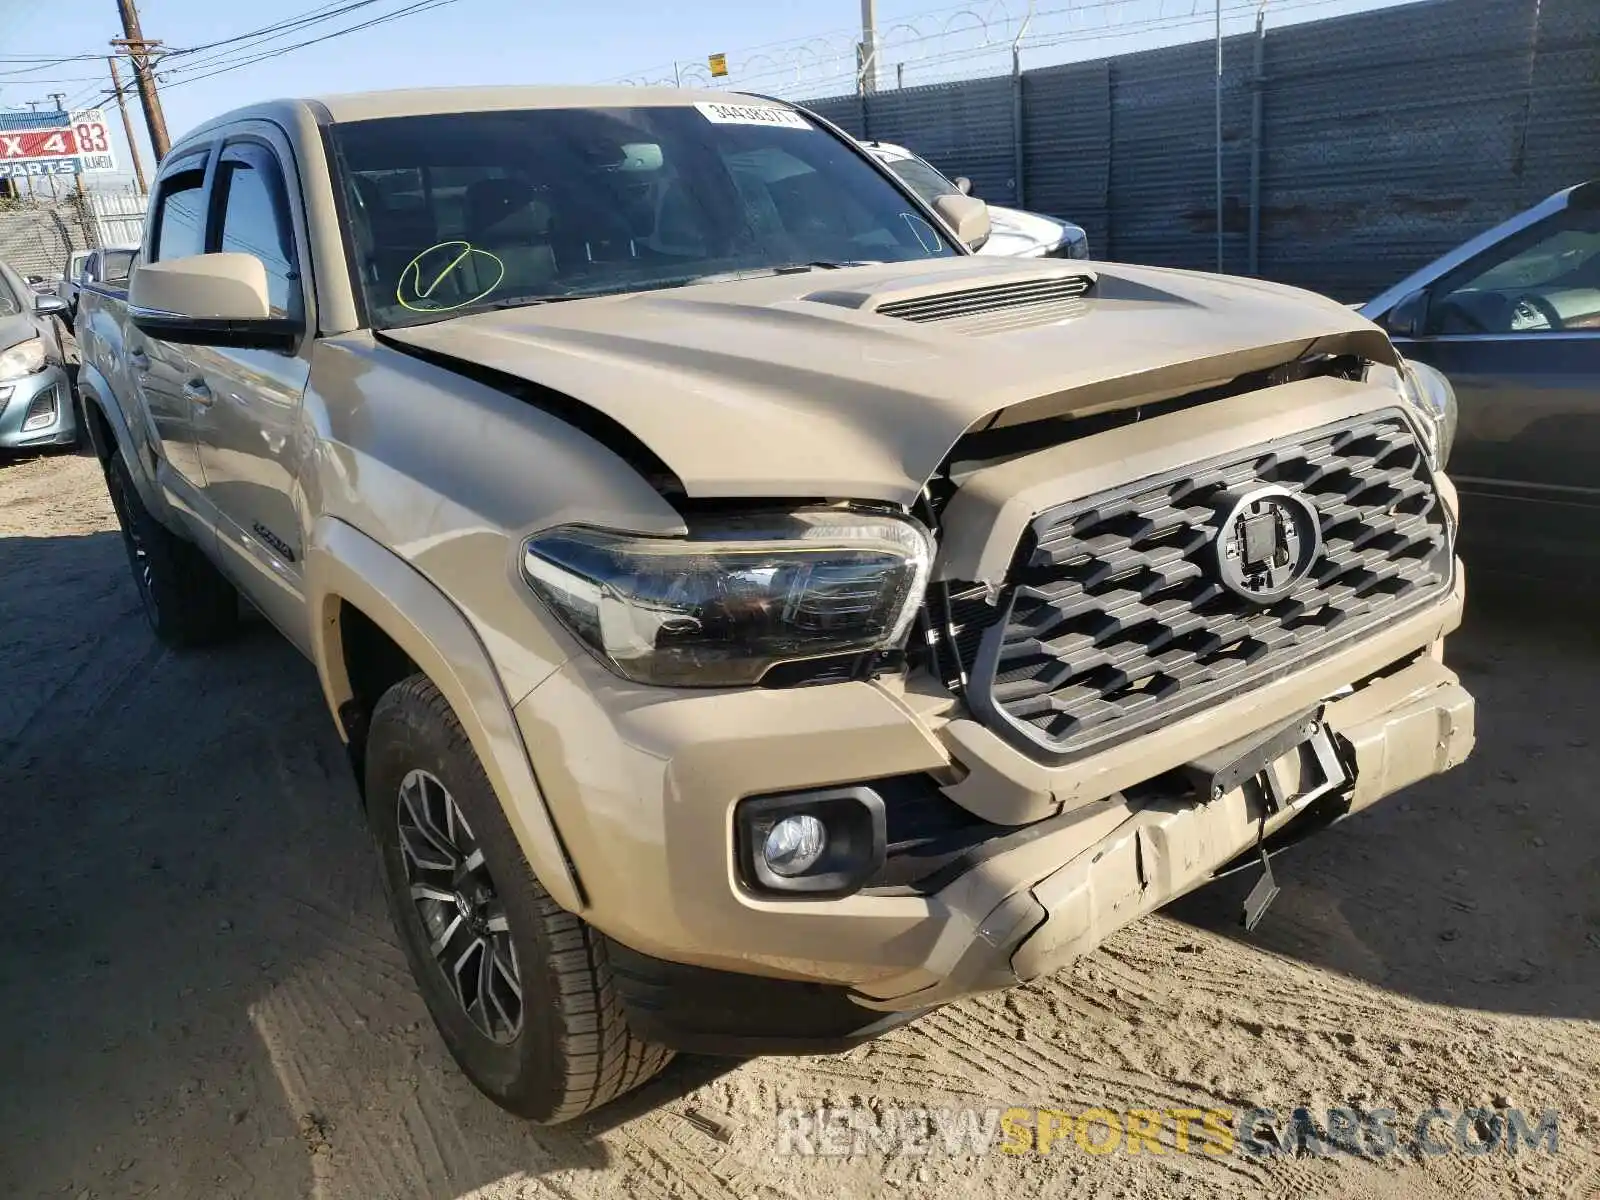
[151,168,208,262]
[1428,209,1600,336]
[83,252,100,283]
[102,250,136,286]
[214,150,303,321]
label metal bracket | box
[1183,707,1323,802]
[1241,839,1280,932]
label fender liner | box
[305,515,585,914]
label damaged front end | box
[865,341,1470,931]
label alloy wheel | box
[396,768,524,1043]
[107,468,157,619]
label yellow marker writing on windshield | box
[396,241,506,312]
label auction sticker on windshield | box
[695,102,810,130]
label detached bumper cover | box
[853,654,1474,1012]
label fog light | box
[735,786,887,897]
[21,385,58,432]
[763,814,827,877]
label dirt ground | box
[1,449,1597,1200]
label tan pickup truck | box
[75,86,1474,1124]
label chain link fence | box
[804,0,1598,301]
[0,188,146,283]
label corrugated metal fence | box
[804,0,1599,301]
[86,192,148,249]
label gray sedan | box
[1362,181,1599,580]
[0,259,77,451]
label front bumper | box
[0,365,75,449]
[512,569,1471,1044]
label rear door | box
[1389,204,1600,575]
[187,130,314,653]
[129,151,213,525]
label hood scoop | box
[807,264,1096,337]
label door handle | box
[129,348,150,372]
[183,378,214,407]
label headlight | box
[521,510,934,686]
[1046,230,1091,260]
[0,337,45,381]
[1396,358,1458,470]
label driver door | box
[1389,206,1600,573]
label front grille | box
[875,274,1093,326]
[960,411,1452,762]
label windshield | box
[883,156,960,207]
[332,104,957,328]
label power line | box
[169,0,394,59]
[0,0,456,92]
[154,0,474,89]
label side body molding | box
[305,515,584,914]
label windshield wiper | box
[774,260,883,272]
[481,292,594,310]
[675,260,885,287]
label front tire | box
[102,452,239,647]
[366,673,672,1122]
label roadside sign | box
[70,109,117,172]
[0,107,118,179]
[708,52,728,78]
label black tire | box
[366,673,672,1123]
[102,451,239,647]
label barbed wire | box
[610,0,1379,98]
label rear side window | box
[213,151,302,320]
[102,250,136,285]
[151,169,207,262]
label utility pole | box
[859,0,878,95]
[47,92,68,115]
[107,57,149,194]
[112,0,170,162]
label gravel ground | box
[1,450,1596,1200]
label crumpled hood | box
[384,256,1395,506]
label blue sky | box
[0,0,1417,190]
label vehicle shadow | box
[1169,575,1600,1021]
[0,530,735,1200]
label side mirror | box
[1382,288,1430,339]
[129,252,300,351]
[33,294,68,317]
[954,176,972,196]
[932,192,991,252]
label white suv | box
[861,139,1089,260]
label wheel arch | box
[306,515,585,914]
[76,363,167,517]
